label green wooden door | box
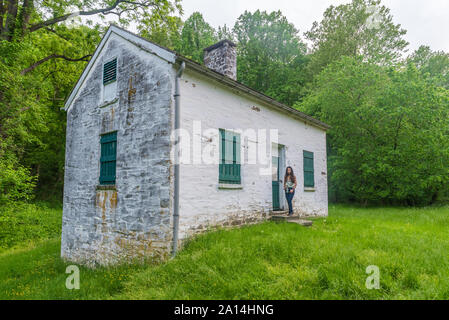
[272,156,280,210]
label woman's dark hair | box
[284,166,296,183]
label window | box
[103,58,117,85]
[303,151,314,188]
[100,132,117,185]
[219,129,241,184]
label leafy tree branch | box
[20,54,92,75]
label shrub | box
[0,158,36,205]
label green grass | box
[1,203,449,299]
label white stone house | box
[61,25,329,266]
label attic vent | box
[103,58,117,85]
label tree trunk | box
[18,0,33,35]
[2,0,18,41]
[0,0,5,35]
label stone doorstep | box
[270,213,314,227]
[271,210,289,215]
[271,215,300,221]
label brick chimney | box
[203,40,237,80]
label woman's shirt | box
[286,180,295,189]
[285,176,297,189]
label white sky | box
[181,0,449,53]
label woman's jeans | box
[285,189,295,215]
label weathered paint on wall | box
[177,70,328,241]
[61,33,175,266]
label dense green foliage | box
[0,0,448,205]
[0,202,61,252]
[305,0,408,75]
[409,45,449,89]
[0,0,180,202]
[233,10,308,106]
[2,204,449,299]
[176,12,217,62]
[297,0,448,205]
[299,57,449,205]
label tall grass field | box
[1,203,449,300]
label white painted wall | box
[178,69,328,240]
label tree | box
[176,12,217,63]
[0,25,102,200]
[138,14,183,50]
[305,0,408,76]
[0,1,182,201]
[1,0,181,40]
[408,46,449,89]
[233,10,308,106]
[217,24,233,42]
[1,0,181,70]
[299,56,449,205]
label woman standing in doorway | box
[284,167,297,216]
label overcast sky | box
[181,0,449,53]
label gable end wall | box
[61,33,175,266]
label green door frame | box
[272,155,280,211]
[272,144,286,211]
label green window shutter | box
[103,58,117,85]
[224,130,234,164]
[100,132,117,185]
[303,151,314,188]
[219,129,241,184]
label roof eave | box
[176,56,331,131]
